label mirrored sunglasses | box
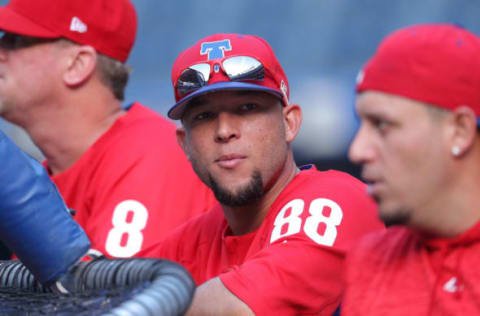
[176,56,265,98]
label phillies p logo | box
[200,40,232,60]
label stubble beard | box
[208,170,264,207]
[376,196,411,227]
[189,154,265,207]
[379,211,410,227]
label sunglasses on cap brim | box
[175,56,265,98]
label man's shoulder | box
[353,226,417,261]
[96,103,183,157]
[291,166,365,191]
[307,167,366,190]
[279,166,372,209]
[121,102,176,132]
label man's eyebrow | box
[186,98,208,110]
[187,90,272,111]
[194,90,269,102]
[235,90,271,97]
[236,90,257,96]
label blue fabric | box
[332,306,341,316]
[0,130,90,285]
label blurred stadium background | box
[1,0,479,179]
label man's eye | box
[241,103,258,112]
[194,112,213,121]
[0,34,17,49]
[372,119,390,133]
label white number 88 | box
[270,198,343,246]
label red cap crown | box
[168,33,289,120]
[0,0,137,62]
[356,24,480,118]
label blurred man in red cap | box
[140,33,384,315]
[344,23,480,315]
[0,0,215,258]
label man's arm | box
[186,277,254,316]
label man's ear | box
[283,103,302,143]
[62,45,97,87]
[448,105,478,157]
[176,126,188,155]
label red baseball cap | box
[356,23,480,124]
[0,0,137,63]
[168,33,289,120]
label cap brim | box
[168,81,284,120]
[0,6,59,38]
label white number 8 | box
[105,200,148,257]
[270,198,343,246]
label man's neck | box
[221,154,300,236]
[411,160,480,238]
[22,97,125,175]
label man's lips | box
[361,172,382,196]
[215,154,246,169]
[364,178,383,197]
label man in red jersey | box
[344,24,480,315]
[139,33,384,315]
[0,0,215,258]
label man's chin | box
[208,171,264,207]
[378,205,411,227]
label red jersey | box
[141,165,384,315]
[342,223,480,316]
[48,103,216,258]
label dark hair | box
[57,39,131,101]
[96,53,131,101]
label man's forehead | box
[186,90,279,111]
[356,91,427,115]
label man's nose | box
[348,124,375,165]
[215,112,240,143]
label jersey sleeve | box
[79,123,215,258]
[220,240,344,315]
[220,171,384,315]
